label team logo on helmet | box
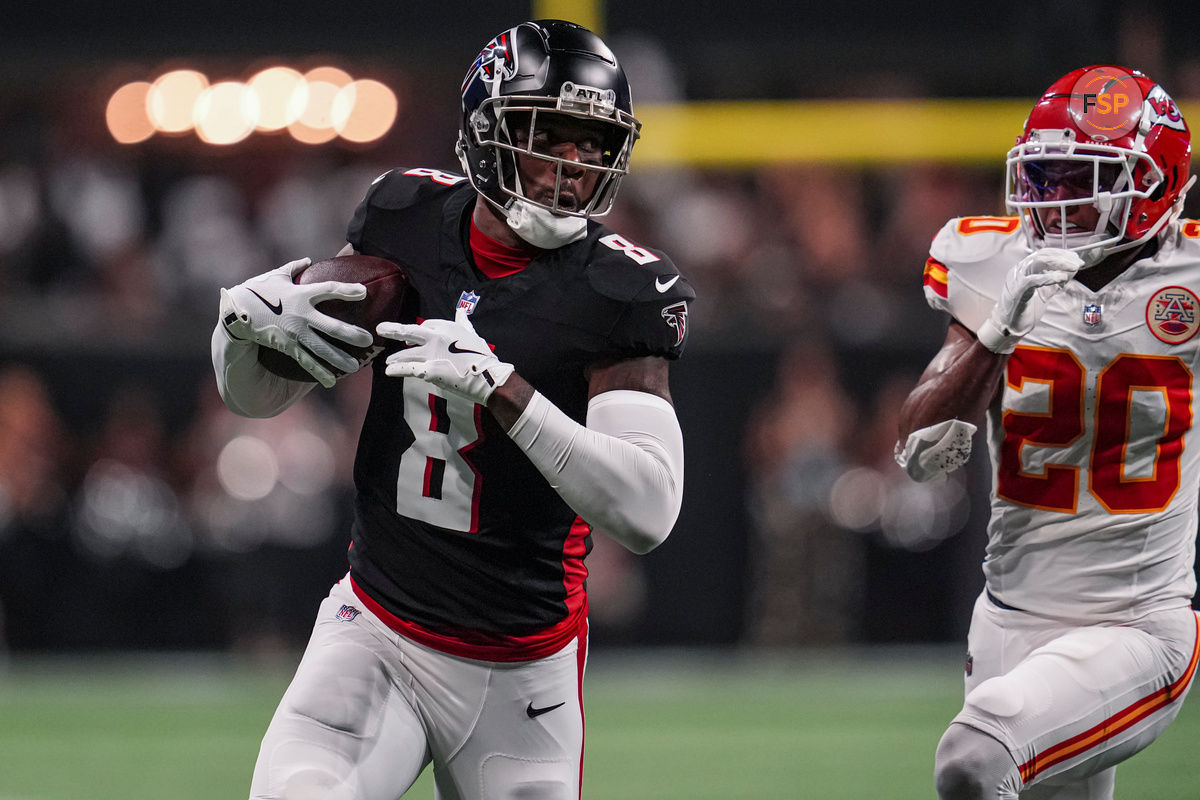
[661,301,689,346]
[1143,85,1187,133]
[462,30,519,92]
[1146,286,1200,344]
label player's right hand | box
[976,248,1084,354]
[219,257,373,388]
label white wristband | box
[976,318,1019,354]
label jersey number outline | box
[600,233,661,265]
[395,379,483,532]
[998,345,1193,514]
[957,216,1020,235]
[403,167,468,186]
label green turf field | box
[1,647,1197,798]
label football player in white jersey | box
[897,65,1200,799]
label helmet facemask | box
[462,81,640,219]
[1006,130,1166,263]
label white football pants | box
[952,592,1198,798]
[249,577,587,800]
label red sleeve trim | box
[924,257,949,298]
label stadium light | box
[106,81,156,144]
[249,66,307,131]
[106,64,400,146]
[333,79,399,144]
[146,69,208,135]
[194,81,260,145]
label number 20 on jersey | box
[998,346,1192,514]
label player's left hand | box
[976,247,1084,353]
[378,308,515,405]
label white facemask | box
[505,199,588,249]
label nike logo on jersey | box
[448,341,490,357]
[248,289,283,315]
[654,275,680,293]
[526,701,565,718]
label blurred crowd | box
[6,29,1198,653]
[0,118,1001,652]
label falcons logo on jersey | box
[661,301,689,346]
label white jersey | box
[925,216,1200,622]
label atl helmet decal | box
[1146,286,1200,344]
[660,301,689,346]
[462,30,518,93]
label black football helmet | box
[457,20,641,218]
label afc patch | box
[1146,285,1200,344]
[336,604,361,622]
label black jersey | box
[343,167,694,661]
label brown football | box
[257,254,411,382]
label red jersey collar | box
[469,217,541,279]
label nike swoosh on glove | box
[220,258,373,387]
[378,307,515,405]
[976,248,1084,354]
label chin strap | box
[505,199,588,249]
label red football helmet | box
[1006,65,1194,261]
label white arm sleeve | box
[211,322,316,418]
[506,389,685,554]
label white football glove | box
[378,307,515,405]
[220,258,374,388]
[976,248,1084,354]
[894,419,978,482]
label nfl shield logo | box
[457,290,481,315]
[1083,303,1102,326]
[336,604,360,622]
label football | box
[258,254,411,382]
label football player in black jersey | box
[212,20,694,800]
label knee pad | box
[935,723,1021,799]
[279,767,355,800]
[481,755,576,799]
